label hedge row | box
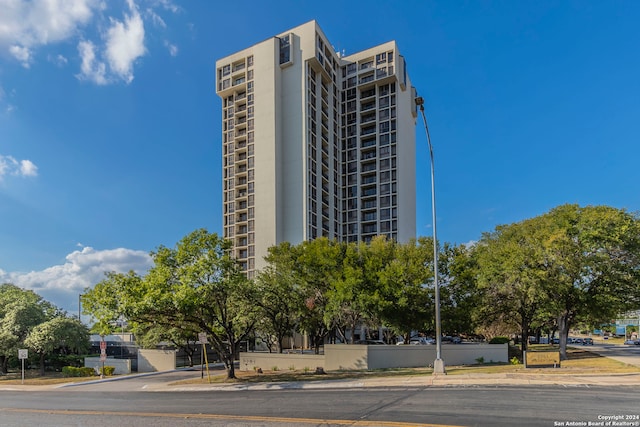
[62,366,96,377]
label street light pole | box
[415,96,445,375]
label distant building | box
[216,20,417,277]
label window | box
[376,52,386,64]
[279,34,291,65]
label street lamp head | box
[415,96,425,106]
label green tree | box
[253,243,303,352]
[293,238,344,353]
[83,229,258,379]
[81,271,141,336]
[0,284,58,374]
[439,243,480,336]
[474,204,640,360]
[24,316,90,376]
[325,239,378,344]
[377,237,433,343]
[541,204,640,359]
[475,217,551,356]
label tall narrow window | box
[279,34,291,65]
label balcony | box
[361,113,376,124]
[359,73,375,85]
[361,125,376,136]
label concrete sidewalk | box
[3,370,640,392]
[164,371,640,392]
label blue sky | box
[1,0,639,314]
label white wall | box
[239,352,325,371]
[240,344,508,372]
[138,349,177,372]
[84,357,131,375]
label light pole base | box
[432,358,446,375]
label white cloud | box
[146,8,166,28]
[104,0,146,84]
[152,0,180,13]
[1,0,177,85]
[0,155,38,179]
[9,45,32,67]
[0,85,16,114]
[19,159,38,176]
[0,246,153,313]
[0,0,98,57]
[164,40,178,57]
[77,39,107,85]
[48,53,69,66]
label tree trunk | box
[557,313,571,360]
[520,321,529,359]
[0,355,7,374]
[224,351,236,379]
[226,362,236,379]
[39,353,45,376]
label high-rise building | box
[216,20,416,278]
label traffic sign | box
[198,332,208,344]
[100,353,107,362]
[100,340,107,350]
[18,349,28,360]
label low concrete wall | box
[241,344,508,372]
[84,357,131,375]
[138,349,177,372]
[239,352,325,371]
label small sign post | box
[197,332,211,383]
[100,338,106,377]
[18,349,28,384]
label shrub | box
[271,366,279,371]
[489,337,510,344]
[62,366,96,377]
[475,356,485,364]
[50,355,85,371]
[99,366,116,376]
[510,357,520,365]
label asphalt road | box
[2,383,639,426]
[587,342,640,367]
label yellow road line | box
[1,408,464,427]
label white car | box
[410,337,435,345]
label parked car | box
[356,339,387,345]
[582,338,594,345]
[409,337,434,345]
[624,339,636,345]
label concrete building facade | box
[216,20,416,277]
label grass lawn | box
[0,370,102,385]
